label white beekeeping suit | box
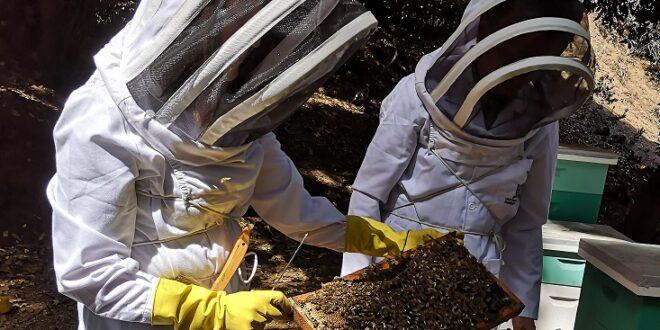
[341,0,595,320]
[47,0,379,328]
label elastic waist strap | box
[132,221,227,247]
[137,190,180,200]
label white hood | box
[93,0,376,159]
[415,0,595,145]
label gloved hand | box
[152,278,291,330]
[345,215,460,257]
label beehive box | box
[290,235,524,329]
[550,145,618,223]
[574,239,660,329]
[541,220,631,288]
[525,221,631,330]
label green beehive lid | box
[575,240,660,329]
[578,239,660,297]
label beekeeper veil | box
[123,0,377,147]
[416,0,595,141]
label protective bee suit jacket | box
[341,0,594,319]
[47,0,376,328]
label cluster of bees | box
[301,236,511,329]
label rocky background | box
[0,0,658,327]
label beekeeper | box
[341,0,595,328]
[46,1,448,329]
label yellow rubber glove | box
[345,215,459,257]
[152,278,291,330]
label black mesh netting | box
[126,0,371,146]
[177,0,368,144]
[424,0,594,139]
[212,28,369,147]
[127,0,268,112]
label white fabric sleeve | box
[342,75,422,277]
[341,108,421,276]
[251,133,347,252]
[500,122,559,319]
[347,119,420,220]
[348,75,423,219]
[47,83,158,323]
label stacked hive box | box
[536,221,631,329]
[575,239,660,329]
[549,145,619,223]
[501,146,625,330]
[499,221,632,330]
[538,146,623,330]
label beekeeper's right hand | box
[151,278,291,330]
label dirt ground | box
[0,5,658,329]
[588,19,658,165]
[559,18,660,241]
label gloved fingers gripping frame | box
[423,0,595,140]
[126,0,377,147]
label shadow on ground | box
[561,98,659,243]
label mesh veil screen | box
[210,25,368,147]
[127,0,371,146]
[424,0,595,140]
[127,0,267,113]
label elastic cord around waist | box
[131,197,243,247]
[387,211,506,254]
[132,221,225,247]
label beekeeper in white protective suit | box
[341,0,595,328]
[46,1,453,329]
